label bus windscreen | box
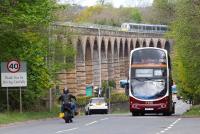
[130,78,167,100]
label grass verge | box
[0,107,59,125]
[183,105,200,117]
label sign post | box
[1,60,27,113]
[20,87,22,113]
[6,87,9,111]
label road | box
[0,98,199,134]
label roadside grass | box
[111,108,129,114]
[0,107,60,125]
[0,104,130,125]
[183,105,200,117]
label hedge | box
[109,93,129,103]
[76,93,128,107]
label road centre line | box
[56,127,78,134]
[84,118,108,126]
[56,118,108,133]
[100,118,109,121]
[167,126,172,129]
[164,128,169,131]
[156,118,181,134]
[85,121,98,126]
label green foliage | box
[110,93,128,103]
[75,5,103,23]
[55,4,84,22]
[184,105,200,117]
[76,96,92,107]
[152,0,176,24]
[76,93,128,107]
[0,1,75,111]
[75,5,142,26]
[169,0,200,104]
[130,8,142,23]
[0,107,59,124]
[0,0,55,26]
[0,30,51,110]
[101,80,116,97]
[119,8,141,23]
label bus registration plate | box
[145,108,154,111]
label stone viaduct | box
[51,23,173,95]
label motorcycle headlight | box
[89,103,93,106]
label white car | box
[85,97,108,115]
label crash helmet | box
[63,88,69,94]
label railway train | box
[121,23,168,33]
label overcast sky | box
[58,0,154,7]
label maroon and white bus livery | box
[128,47,175,116]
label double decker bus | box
[128,47,175,116]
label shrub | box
[76,96,92,107]
[76,93,128,106]
[109,93,128,103]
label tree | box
[0,0,75,111]
[54,4,84,22]
[151,0,176,24]
[119,7,141,23]
[75,5,142,26]
[169,0,200,104]
[97,0,105,5]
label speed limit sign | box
[7,60,20,73]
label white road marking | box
[156,118,181,134]
[168,126,172,129]
[56,118,108,133]
[56,127,78,134]
[85,121,98,126]
[164,128,169,131]
[100,118,109,121]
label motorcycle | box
[59,97,78,123]
[63,102,73,123]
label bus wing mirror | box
[120,80,129,88]
[119,80,129,96]
[125,84,129,96]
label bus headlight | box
[161,104,166,108]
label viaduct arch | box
[52,24,173,95]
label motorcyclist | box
[59,88,77,117]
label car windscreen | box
[91,98,105,103]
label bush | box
[184,105,200,116]
[76,93,128,107]
[109,93,128,103]
[76,96,92,107]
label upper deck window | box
[131,49,166,65]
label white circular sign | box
[7,60,20,73]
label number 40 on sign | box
[7,60,20,73]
